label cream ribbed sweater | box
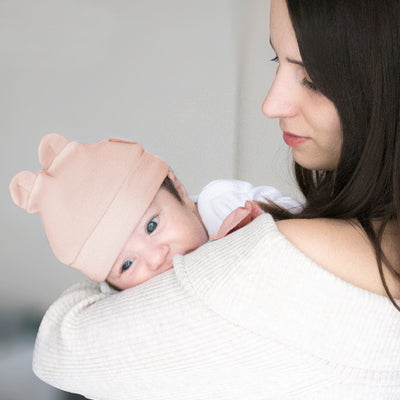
[33,214,400,399]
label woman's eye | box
[301,77,318,91]
[146,216,158,234]
[121,258,134,273]
[270,55,279,63]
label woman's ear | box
[168,170,190,201]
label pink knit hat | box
[9,133,169,281]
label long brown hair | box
[261,0,400,310]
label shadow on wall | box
[0,312,85,400]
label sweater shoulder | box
[174,214,400,372]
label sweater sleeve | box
[33,215,400,400]
[33,217,275,399]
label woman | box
[32,1,400,399]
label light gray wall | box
[1,0,299,314]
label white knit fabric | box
[33,214,400,399]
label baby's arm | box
[197,179,301,235]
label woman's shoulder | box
[275,217,398,297]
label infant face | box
[107,187,209,290]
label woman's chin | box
[293,152,339,171]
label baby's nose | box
[147,244,169,271]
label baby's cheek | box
[197,224,209,245]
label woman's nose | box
[147,244,169,271]
[262,74,298,119]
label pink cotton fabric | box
[210,200,263,240]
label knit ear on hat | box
[38,133,69,169]
[9,170,39,213]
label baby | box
[9,134,301,290]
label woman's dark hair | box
[261,0,400,309]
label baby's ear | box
[38,133,69,169]
[168,170,189,200]
[9,170,38,213]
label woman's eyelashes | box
[121,258,135,273]
[301,77,318,91]
[146,216,159,234]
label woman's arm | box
[33,215,400,399]
[33,216,277,399]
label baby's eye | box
[121,258,135,273]
[146,216,158,234]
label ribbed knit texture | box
[33,214,400,399]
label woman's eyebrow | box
[269,37,305,67]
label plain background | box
[0,0,300,398]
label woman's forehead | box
[269,0,301,59]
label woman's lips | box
[283,131,309,147]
